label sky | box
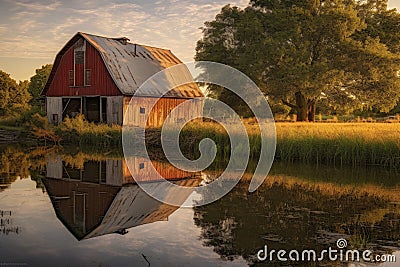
[0,0,399,82]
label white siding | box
[106,96,123,125]
[46,97,62,124]
[46,156,63,179]
[105,159,123,186]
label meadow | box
[274,122,400,168]
[6,113,400,169]
[178,121,400,169]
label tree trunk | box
[295,91,308,122]
[281,92,317,122]
[307,99,316,122]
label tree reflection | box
[0,145,51,191]
[194,176,400,265]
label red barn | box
[42,32,203,126]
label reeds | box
[49,115,400,169]
[274,123,400,169]
[56,115,121,147]
[180,121,400,169]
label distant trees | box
[0,64,52,117]
[0,71,31,116]
[195,0,400,121]
[28,64,52,107]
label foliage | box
[195,0,400,121]
[27,113,60,144]
[0,70,31,116]
[28,64,52,105]
[56,114,122,147]
[0,145,49,181]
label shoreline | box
[1,121,399,170]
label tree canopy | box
[28,64,52,106]
[195,0,400,121]
[0,71,31,116]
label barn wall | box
[46,37,121,97]
[106,160,123,186]
[42,178,120,240]
[46,156,63,179]
[46,97,63,124]
[106,96,123,125]
[122,156,196,184]
[123,96,204,127]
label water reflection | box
[44,156,201,240]
[0,145,400,266]
[194,171,400,265]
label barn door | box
[83,96,101,122]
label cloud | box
[13,0,62,11]
[0,0,248,62]
[0,25,7,34]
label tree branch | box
[281,99,297,109]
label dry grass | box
[180,121,400,169]
[273,122,400,168]
[56,115,122,147]
[28,113,400,169]
[275,122,400,144]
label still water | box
[1,146,400,266]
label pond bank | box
[5,118,400,170]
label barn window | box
[52,114,58,124]
[69,70,74,86]
[85,69,91,86]
[140,107,145,114]
[74,51,84,64]
[139,163,144,169]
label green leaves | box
[195,0,400,118]
[28,64,52,104]
[0,71,31,116]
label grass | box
[57,115,121,147]
[2,112,400,169]
[274,123,400,168]
[174,121,400,169]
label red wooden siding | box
[123,96,203,128]
[122,157,198,184]
[46,38,121,97]
[75,63,84,87]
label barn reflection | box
[43,156,200,240]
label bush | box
[56,114,122,147]
[16,106,46,127]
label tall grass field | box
[24,114,400,169]
[178,122,400,169]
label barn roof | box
[83,177,200,240]
[43,176,200,240]
[42,32,203,98]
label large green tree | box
[195,0,400,121]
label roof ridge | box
[80,32,171,51]
[139,44,171,51]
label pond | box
[0,146,399,266]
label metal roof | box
[84,177,200,239]
[42,32,203,98]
